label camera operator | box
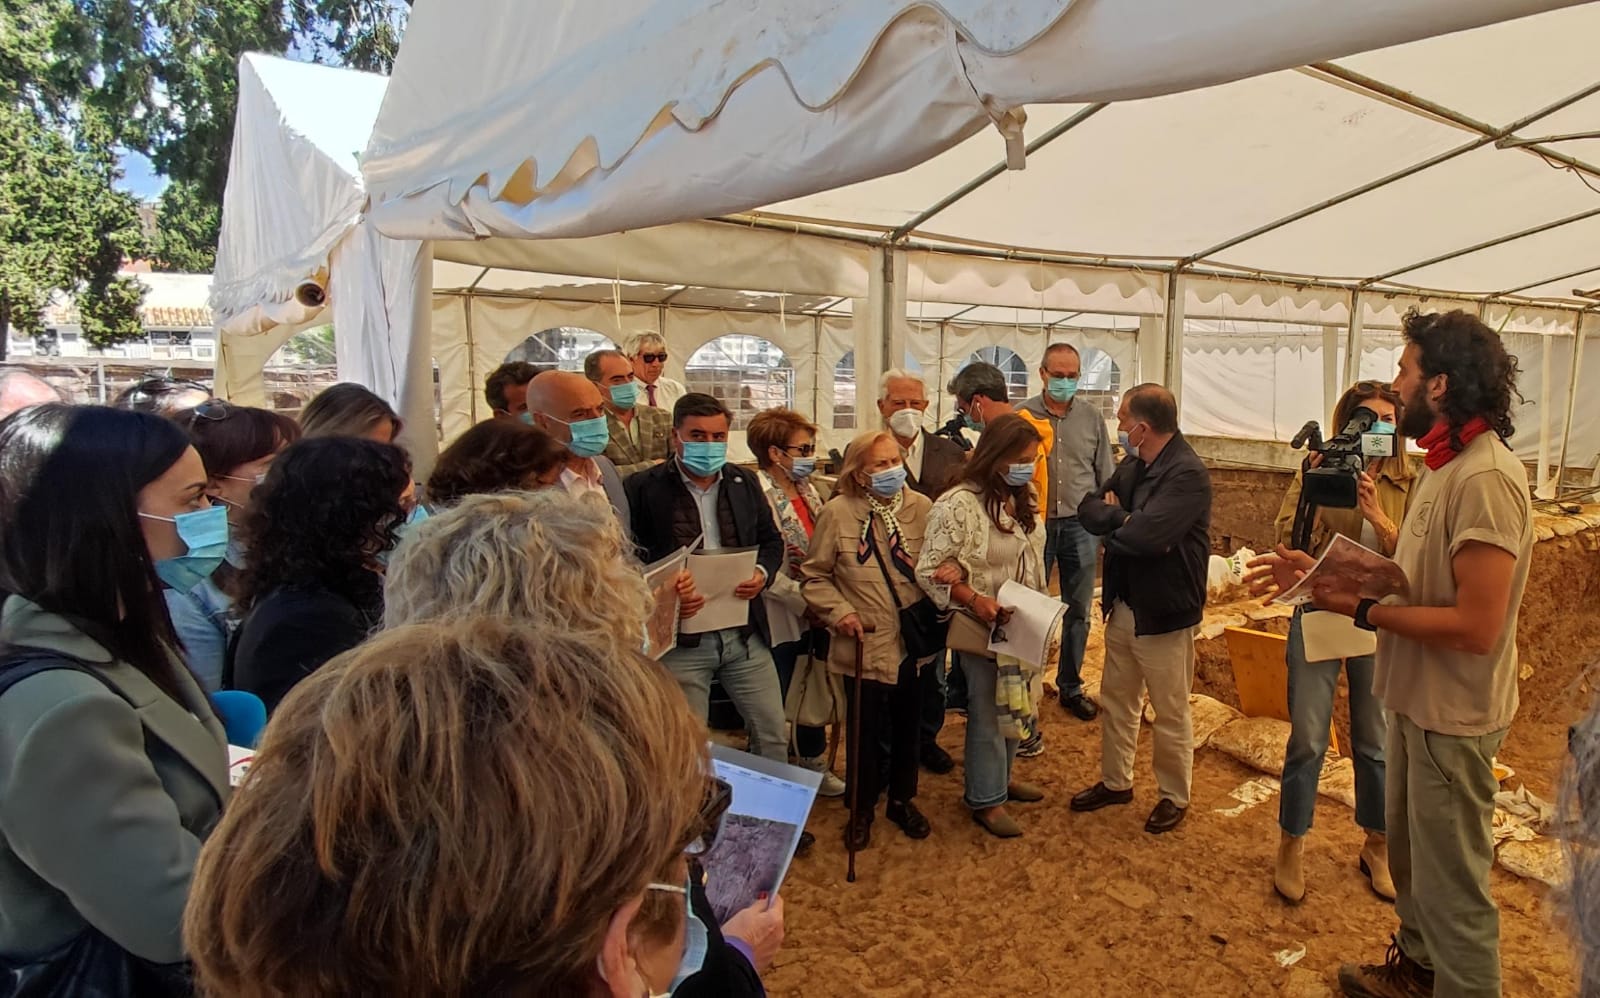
[1249,310,1532,998]
[1267,380,1415,907]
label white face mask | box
[888,407,922,439]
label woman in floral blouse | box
[916,415,1048,839]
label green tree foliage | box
[153,180,221,273]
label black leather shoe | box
[1145,798,1187,834]
[1061,693,1100,721]
[920,744,955,775]
[794,830,815,856]
[844,815,873,850]
[1070,782,1134,812]
[886,800,931,839]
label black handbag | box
[869,538,949,661]
[0,650,195,998]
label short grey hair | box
[877,368,925,401]
[582,349,629,382]
[947,362,1008,405]
[621,332,666,356]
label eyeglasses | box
[639,352,669,364]
[683,777,733,857]
[186,398,232,425]
[782,444,816,457]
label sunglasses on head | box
[639,352,669,364]
[1354,380,1394,394]
[186,398,233,427]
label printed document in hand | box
[641,546,692,659]
[988,580,1068,667]
[703,744,821,924]
[1300,609,1378,661]
[682,547,759,634]
[1272,533,1410,608]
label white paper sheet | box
[1272,533,1410,608]
[682,547,760,635]
[1300,608,1378,662]
[987,580,1068,668]
[641,546,691,659]
[703,744,822,923]
[228,744,254,788]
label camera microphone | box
[1290,421,1322,451]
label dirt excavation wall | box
[1194,470,1600,800]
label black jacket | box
[1078,432,1211,636]
[674,863,764,998]
[227,575,382,713]
[624,457,784,647]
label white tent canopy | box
[214,1,1600,482]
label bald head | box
[526,371,606,445]
[0,370,62,419]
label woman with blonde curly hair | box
[183,618,710,996]
[383,489,653,654]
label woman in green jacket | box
[0,405,228,977]
[1270,380,1416,906]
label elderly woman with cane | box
[802,430,942,851]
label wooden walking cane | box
[846,623,874,884]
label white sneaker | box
[799,756,847,797]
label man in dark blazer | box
[625,393,788,763]
[876,368,967,773]
[1071,383,1211,836]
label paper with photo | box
[987,580,1068,668]
[1301,608,1378,661]
[1272,533,1410,608]
[702,744,821,923]
[642,546,692,659]
[682,547,759,634]
[228,744,253,788]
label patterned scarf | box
[857,491,916,578]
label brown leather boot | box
[1274,831,1305,904]
[1338,938,1435,998]
[1360,831,1397,902]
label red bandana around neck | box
[1418,416,1493,470]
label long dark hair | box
[426,421,568,507]
[239,438,410,610]
[176,400,302,478]
[959,414,1041,534]
[1402,309,1522,449]
[0,405,192,699]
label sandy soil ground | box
[761,619,1579,997]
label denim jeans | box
[772,635,828,759]
[663,629,787,763]
[1043,518,1097,697]
[959,652,1016,809]
[1279,609,1387,836]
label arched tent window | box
[685,334,794,430]
[833,351,922,429]
[965,346,1029,402]
[505,327,616,371]
[1076,346,1123,422]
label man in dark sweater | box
[1070,383,1212,835]
[625,393,787,763]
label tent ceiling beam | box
[466,267,491,292]
[1310,63,1600,188]
[1498,130,1600,149]
[655,285,691,305]
[1178,76,1600,268]
[885,104,1109,243]
[1488,263,1600,300]
[1363,206,1600,287]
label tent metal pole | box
[1537,335,1554,497]
[1363,206,1600,287]
[1343,289,1365,388]
[1309,64,1600,187]
[885,104,1108,242]
[1554,309,1592,495]
[1487,263,1600,300]
[463,293,479,426]
[1177,78,1600,267]
[1163,272,1186,405]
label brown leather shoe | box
[1144,798,1186,834]
[1007,781,1045,803]
[972,806,1023,838]
[1338,938,1435,998]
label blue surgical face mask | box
[1118,430,1133,454]
[788,456,816,480]
[377,503,430,568]
[663,876,709,991]
[1046,376,1079,403]
[1371,419,1396,435]
[140,504,229,592]
[869,465,907,497]
[518,411,533,425]
[680,439,728,478]
[557,414,611,458]
[1003,462,1034,487]
[609,382,640,410]
[962,408,985,432]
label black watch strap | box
[1354,598,1380,632]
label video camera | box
[933,413,973,452]
[1286,405,1396,552]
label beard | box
[1397,384,1437,440]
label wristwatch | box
[1354,598,1380,632]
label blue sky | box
[118,149,167,201]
